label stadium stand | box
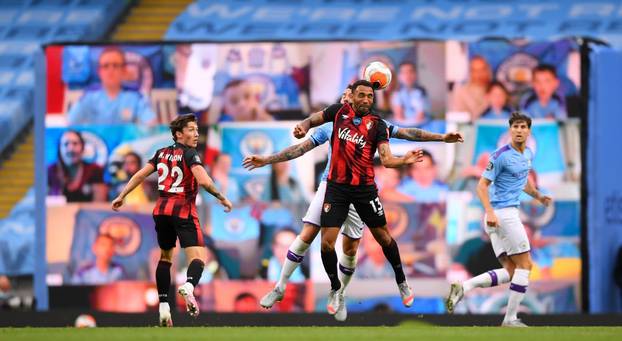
[111,0,192,41]
[0,0,132,218]
[0,188,35,276]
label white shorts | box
[302,181,364,239]
[484,207,530,257]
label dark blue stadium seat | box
[3,26,52,41]
[0,0,131,154]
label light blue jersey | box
[68,88,156,125]
[482,144,533,209]
[309,120,399,182]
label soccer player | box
[445,112,552,327]
[291,79,423,319]
[111,114,233,327]
[244,88,463,321]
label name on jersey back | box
[158,152,183,162]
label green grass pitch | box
[2,326,621,341]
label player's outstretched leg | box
[446,268,511,313]
[260,226,315,309]
[178,258,204,318]
[156,259,173,327]
[371,227,414,307]
[321,228,343,315]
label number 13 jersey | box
[148,143,202,218]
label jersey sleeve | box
[383,120,400,138]
[147,150,159,167]
[322,103,343,122]
[376,119,390,145]
[482,154,503,181]
[309,123,331,146]
[184,148,203,168]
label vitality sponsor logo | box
[337,127,366,149]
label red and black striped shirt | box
[148,143,203,219]
[322,103,389,186]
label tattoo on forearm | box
[206,183,224,201]
[266,141,313,163]
[379,145,387,156]
[397,128,442,141]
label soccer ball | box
[74,314,97,328]
[363,61,392,89]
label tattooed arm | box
[191,165,233,212]
[378,143,423,168]
[293,111,327,138]
[243,139,316,170]
[393,127,464,143]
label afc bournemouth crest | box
[323,203,331,213]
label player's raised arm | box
[294,111,326,138]
[243,139,317,171]
[523,178,552,207]
[112,163,155,211]
[191,165,233,212]
[393,127,464,143]
[378,143,424,168]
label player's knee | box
[299,224,320,244]
[320,243,334,252]
[511,254,533,271]
[320,239,335,252]
[160,249,174,262]
[506,263,516,277]
[518,259,533,271]
[370,228,391,247]
[342,242,358,256]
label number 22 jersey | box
[148,143,202,218]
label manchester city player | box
[446,112,552,327]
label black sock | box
[321,250,341,291]
[156,260,172,303]
[381,238,406,284]
[186,259,205,287]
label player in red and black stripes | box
[112,114,233,327]
[294,79,423,315]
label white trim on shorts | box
[302,181,364,239]
[484,206,530,257]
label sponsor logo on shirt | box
[337,127,366,149]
